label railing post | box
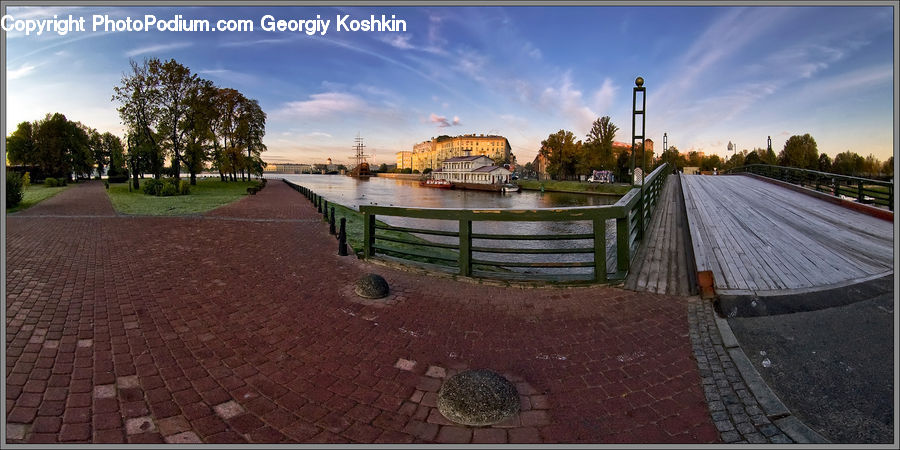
[857,180,864,203]
[323,200,329,221]
[363,212,375,258]
[317,196,322,213]
[338,218,348,256]
[616,215,630,274]
[889,183,894,211]
[593,217,607,282]
[329,207,336,234]
[458,219,472,277]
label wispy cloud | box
[197,68,259,86]
[124,42,193,57]
[277,92,369,118]
[429,113,461,128]
[8,64,37,80]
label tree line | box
[528,121,893,182]
[5,57,268,188]
[113,58,267,187]
[7,113,126,181]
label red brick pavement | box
[13,180,117,217]
[5,179,720,444]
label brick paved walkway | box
[6,180,720,444]
[13,181,117,217]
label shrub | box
[160,182,177,196]
[178,180,190,195]
[6,171,24,207]
[104,180,110,190]
[108,168,130,183]
[44,177,59,187]
[22,172,30,188]
[142,178,164,196]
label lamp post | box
[767,136,772,153]
[630,76,647,238]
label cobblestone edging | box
[687,299,794,444]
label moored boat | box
[419,178,454,189]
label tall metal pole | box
[630,76,647,237]
[767,136,772,153]
[663,132,668,171]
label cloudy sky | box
[4,4,895,165]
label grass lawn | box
[6,184,71,213]
[518,179,632,196]
[107,178,259,215]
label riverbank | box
[518,179,632,196]
[375,172,424,181]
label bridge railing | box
[728,164,893,211]
[357,163,670,284]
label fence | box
[354,163,670,284]
[728,164,893,211]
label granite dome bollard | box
[354,274,390,299]
[437,369,520,426]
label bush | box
[22,172,30,188]
[160,182,177,196]
[178,180,190,195]
[44,177,59,187]
[108,168,130,183]
[6,171,24,207]
[142,178,164,196]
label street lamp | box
[767,136,772,153]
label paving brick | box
[213,400,245,419]
[402,420,439,441]
[7,423,28,440]
[157,415,192,436]
[125,416,156,435]
[59,423,91,441]
[508,426,542,444]
[473,427,507,444]
[165,431,203,443]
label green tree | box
[862,154,881,177]
[778,134,818,169]
[583,116,619,173]
[701,154,723,172]
[882,156,893,177]
[113,59,164,179]
[817,153,832,173]
[150,58,199,183]
[6,121,36,169]
[832,150,864,176]
[182,79,217,185]
[540,130,582,180]
[236,98,267,181]
[744,150,762,166]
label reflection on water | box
[276,174,619,210]
[276,174,624,276]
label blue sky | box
[4,4,895,165]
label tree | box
[862,154,881,177]
[540,130,582,180]
[882,156,893,177]
[762,147,777,165]
[687,151,703,167]
[113,59,165,179]
[150,58,199,183]
[182,79,217,185]
[817,153,832,173]
[744,150,762,166]
[701,154,723,172]
[832,150,864,176]
[583,116,618,173]
[6,121,36,169]
[236,98,267,181]
[722,150,746,172]
[778,134,818,169]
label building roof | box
[444,155,492,162]
[471,166,506,172]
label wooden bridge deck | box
[681,174,894,296]
[625,174,696,296]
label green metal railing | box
[728,164,893,211]
[356,163,670,284]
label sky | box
[3,3,896,166]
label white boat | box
[501,183,520,193]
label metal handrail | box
[728,164,893,210]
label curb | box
[711,305,831,444]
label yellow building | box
[396,151,413,170]
[401,134,513,172]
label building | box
[263,163,313,174]
[432,155,512,185]
[404,134,513,173]
[396,151,413,170]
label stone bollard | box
[317,195,322,213]
[329,207,336,235]
[323,200,329,221]
[338,218,348,256]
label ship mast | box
[350,133,371,170]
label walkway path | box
[681,175,893,297]
[5,180,719,444]
[625,174,695,296]
[14,181,116,217]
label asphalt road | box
[727,292,895,444]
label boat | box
[501,183,520,193]
[419,178,454,189]
[348,134,372,178]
